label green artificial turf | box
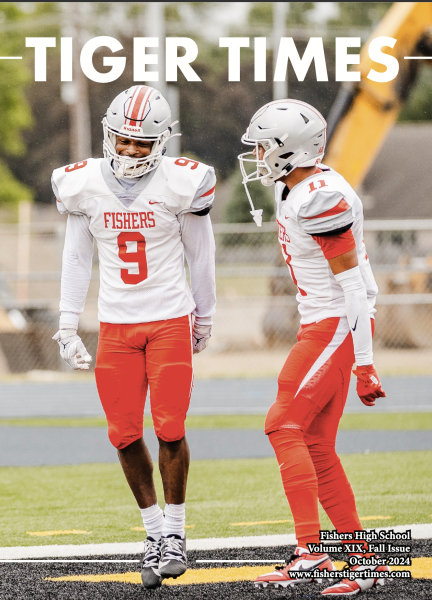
[0,450,431,547]
[1,412,432,430]
[339,412,432,430]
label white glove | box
[192,324,212,354]
[52,327,92,370]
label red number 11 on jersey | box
[308,180,327,193]
[117,232,148,284]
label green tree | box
[225,172,274,223]
[399,66,432,122]
[328,2,391,29]
[248,2,316,27]
[0,3,34,205]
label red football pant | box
[265,317,366,549]
[95,315,193,449]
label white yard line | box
[0,524,431,559]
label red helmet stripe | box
[126,86,153,127]
[129,86,148,123]
[124,86,141,126]
[136,87,153,122]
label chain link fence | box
[212,220,432,351]
[0,218,431,372]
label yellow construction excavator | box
[325,1,432,188]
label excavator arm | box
[325,1,432,189]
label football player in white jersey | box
[238,100,388,596]
[52,85,216,589]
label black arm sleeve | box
[309,222,353,237]
[191,206,212,217]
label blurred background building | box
[0,1,431,373]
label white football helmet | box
[102,85,178,178]
[239,99,327,187]
[238,99,327,226]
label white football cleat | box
[321,562,390,596]
[141,536,162,589]
[254,547,336,588]
[159,534,187,579]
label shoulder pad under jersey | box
[52,159,100,215]
[157,157,215,215]
[297,187,353,235]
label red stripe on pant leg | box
[269,429,320,548]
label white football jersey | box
[275,165,378,324]
[52,157,216,324]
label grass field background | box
[0,450,431,548]
[1,412,432,429]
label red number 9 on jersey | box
[117,232,148,284]
[65,160,88,172]
[174,158,199,170]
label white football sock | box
[140,503,164,541]
[162,503,185,538]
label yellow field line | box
[230,520,293,526]
[359,516,392,521]
[44,557,432,585]
[392,557,432,578]
[26,530,91,537]
[45,566,278,585]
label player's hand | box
[52,328,92,370]
[192,324,212,354]
[352,364,386,406]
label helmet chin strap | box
[243,182,263,227]
[274,151,309,182]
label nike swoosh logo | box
[149,201,163,205]
[352,316,359,332]
[297,556,328,571]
